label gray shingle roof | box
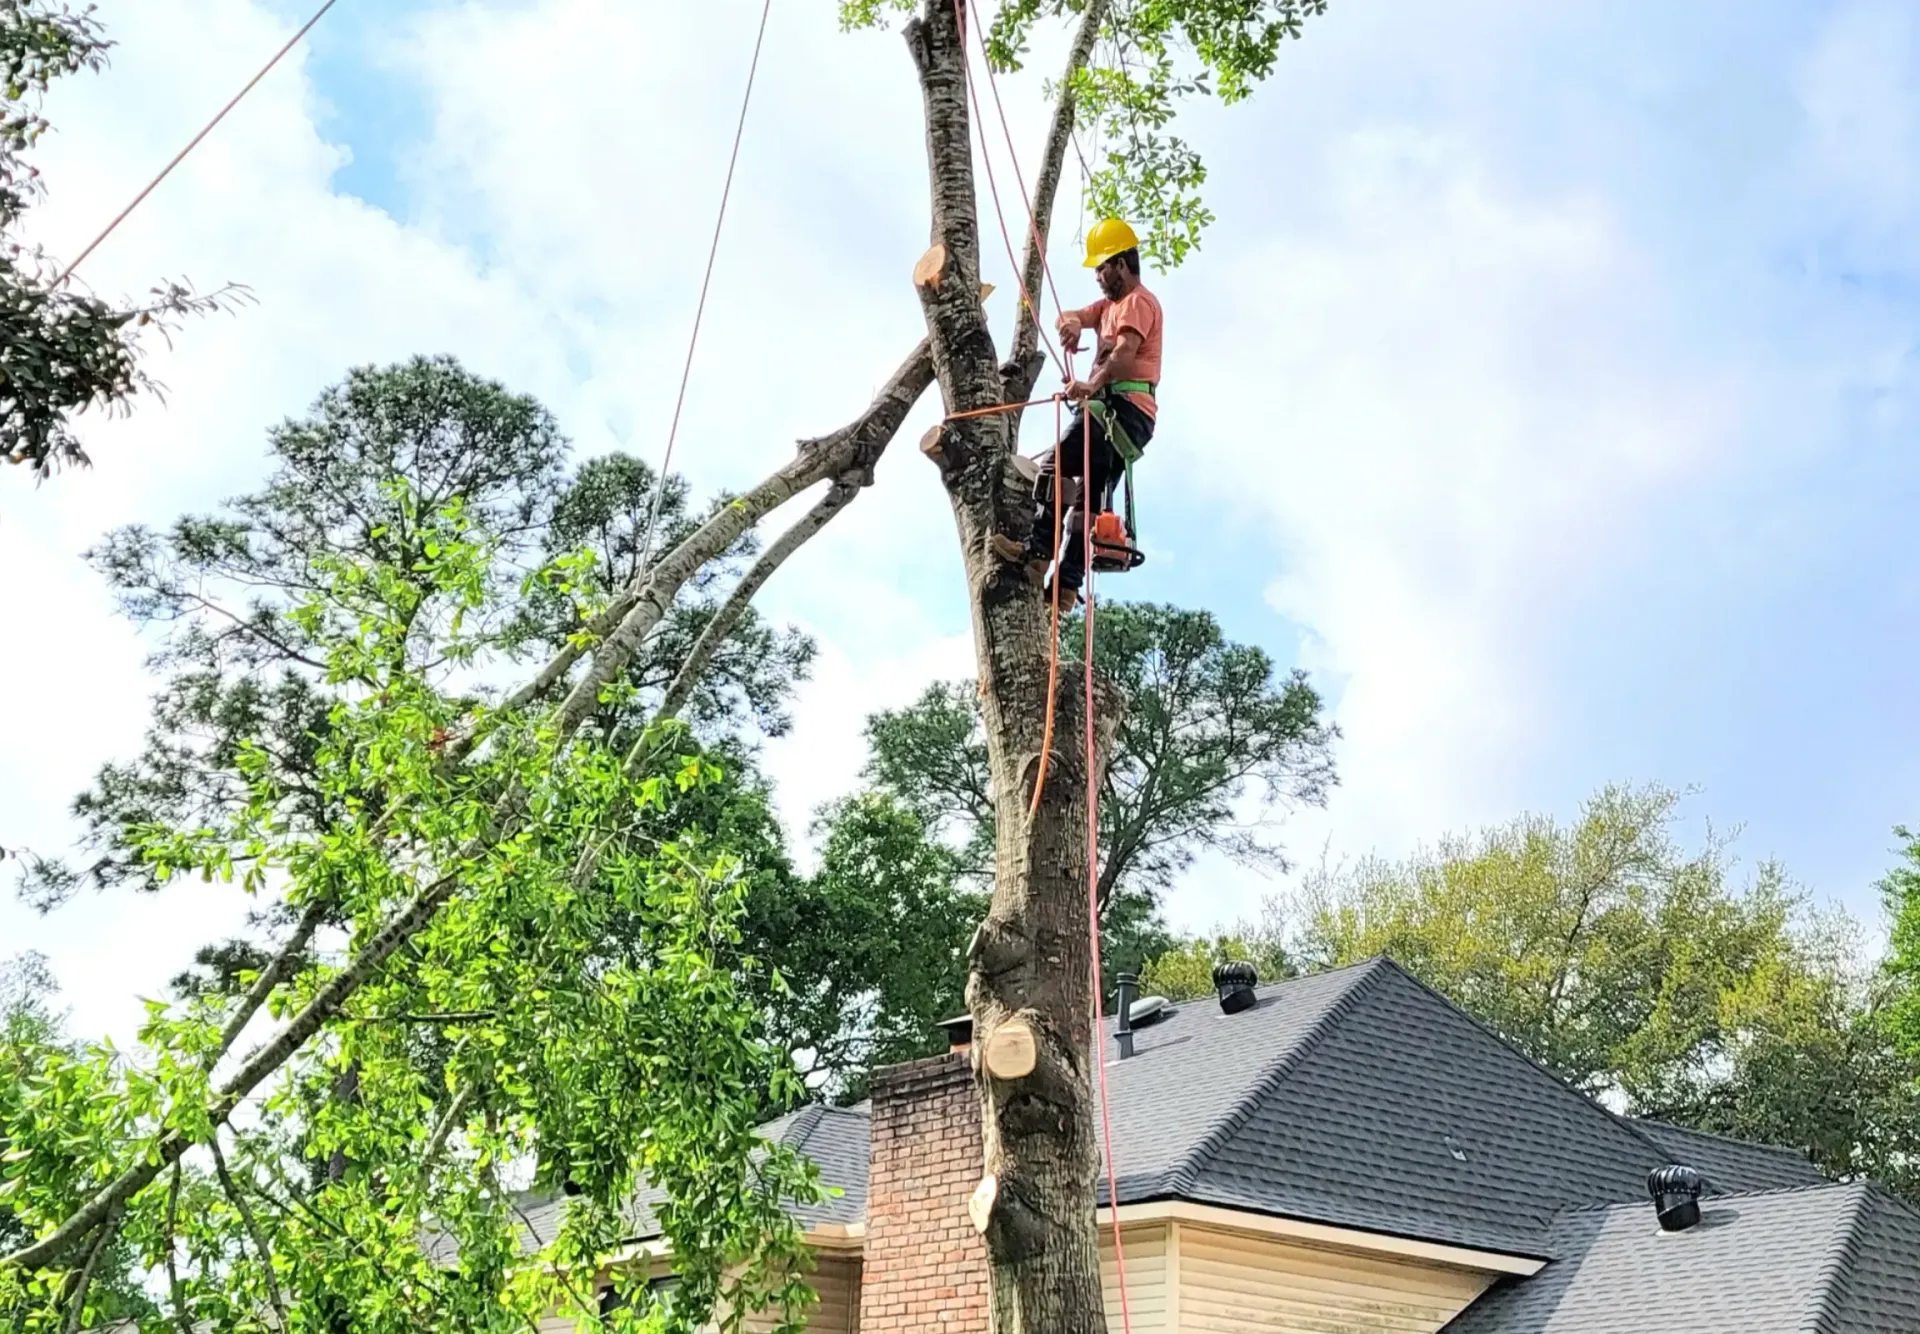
[1091,958,1818,1257]
[1631,1118,1823,1195]
[455,1104,872,1259]
[1443,1183,1920,1333]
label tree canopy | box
[1264,783,1920,1197]
[21,355,810,911]
[860,601,1334,975]
[3,478,822,1331]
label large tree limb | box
[656,473,865,726]
[3,859,466,1272]
[554,341,934,739]
[210,896,327,1070]
[1006,0,1113,401]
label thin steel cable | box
[56,0,343,288]
[632,0,775,580]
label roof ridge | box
[788,1103,828,1154]
[1805,1181,1875,1334]
[1632,1115,1816,1164]
[1550,1179,1864,1220]
[1162,957,1394,1198]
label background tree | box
[1135,911,1294,1001]
[1276,782,1920,1196]
[751,794,984,1101]
[24,354,809,913]
[2,489,822,1332]
[2,2,239,479]
[861,601,1333,979]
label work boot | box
[989,532,1048,587]
[1044,579,1083,611]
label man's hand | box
[1065,379,1096,402]
[1057,313,1084,352]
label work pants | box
[1026,396,1154,591]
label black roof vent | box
[1647,1164,1705,1232]
[1212,960,1258,1015]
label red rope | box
[963,0,1070,323]
[952,0,1069,380]
[949,5,1134,1323]
[1082,410,1135,1334]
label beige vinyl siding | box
[736,1255,861,1333]
[1175,1222,1494,1333]
[544,1255,861,1333]
[1100,1222,1173,1333]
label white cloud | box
[0,0,571,1039]
[1177,127,1740,866]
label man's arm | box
[1074,330,1142,398]
[1057,299,1110,353]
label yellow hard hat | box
[1083,217,1139,268]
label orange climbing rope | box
[951,4,1135,1328]
[951,0,1070,380]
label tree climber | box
[997,217,1164,608]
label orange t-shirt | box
[1076,285,1163,419]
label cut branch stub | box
[983,1017,1038,1081]
[921,423,949,468]
[969,1173,999,1234]
[915,243,950,290]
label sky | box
[2,0,1918,1042]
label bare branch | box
[211,896,327,1069]
[210,1132,289,1331]
[60,1204,120,1334]
[656,474,864,726]
[166,1165,194,1334]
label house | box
[543,956,1920,1332]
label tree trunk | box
[907,3,1122,1330]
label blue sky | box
[2,0,1917,1039]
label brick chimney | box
[859,1052,989,1334]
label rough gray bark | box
[909,2,1121,1331]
